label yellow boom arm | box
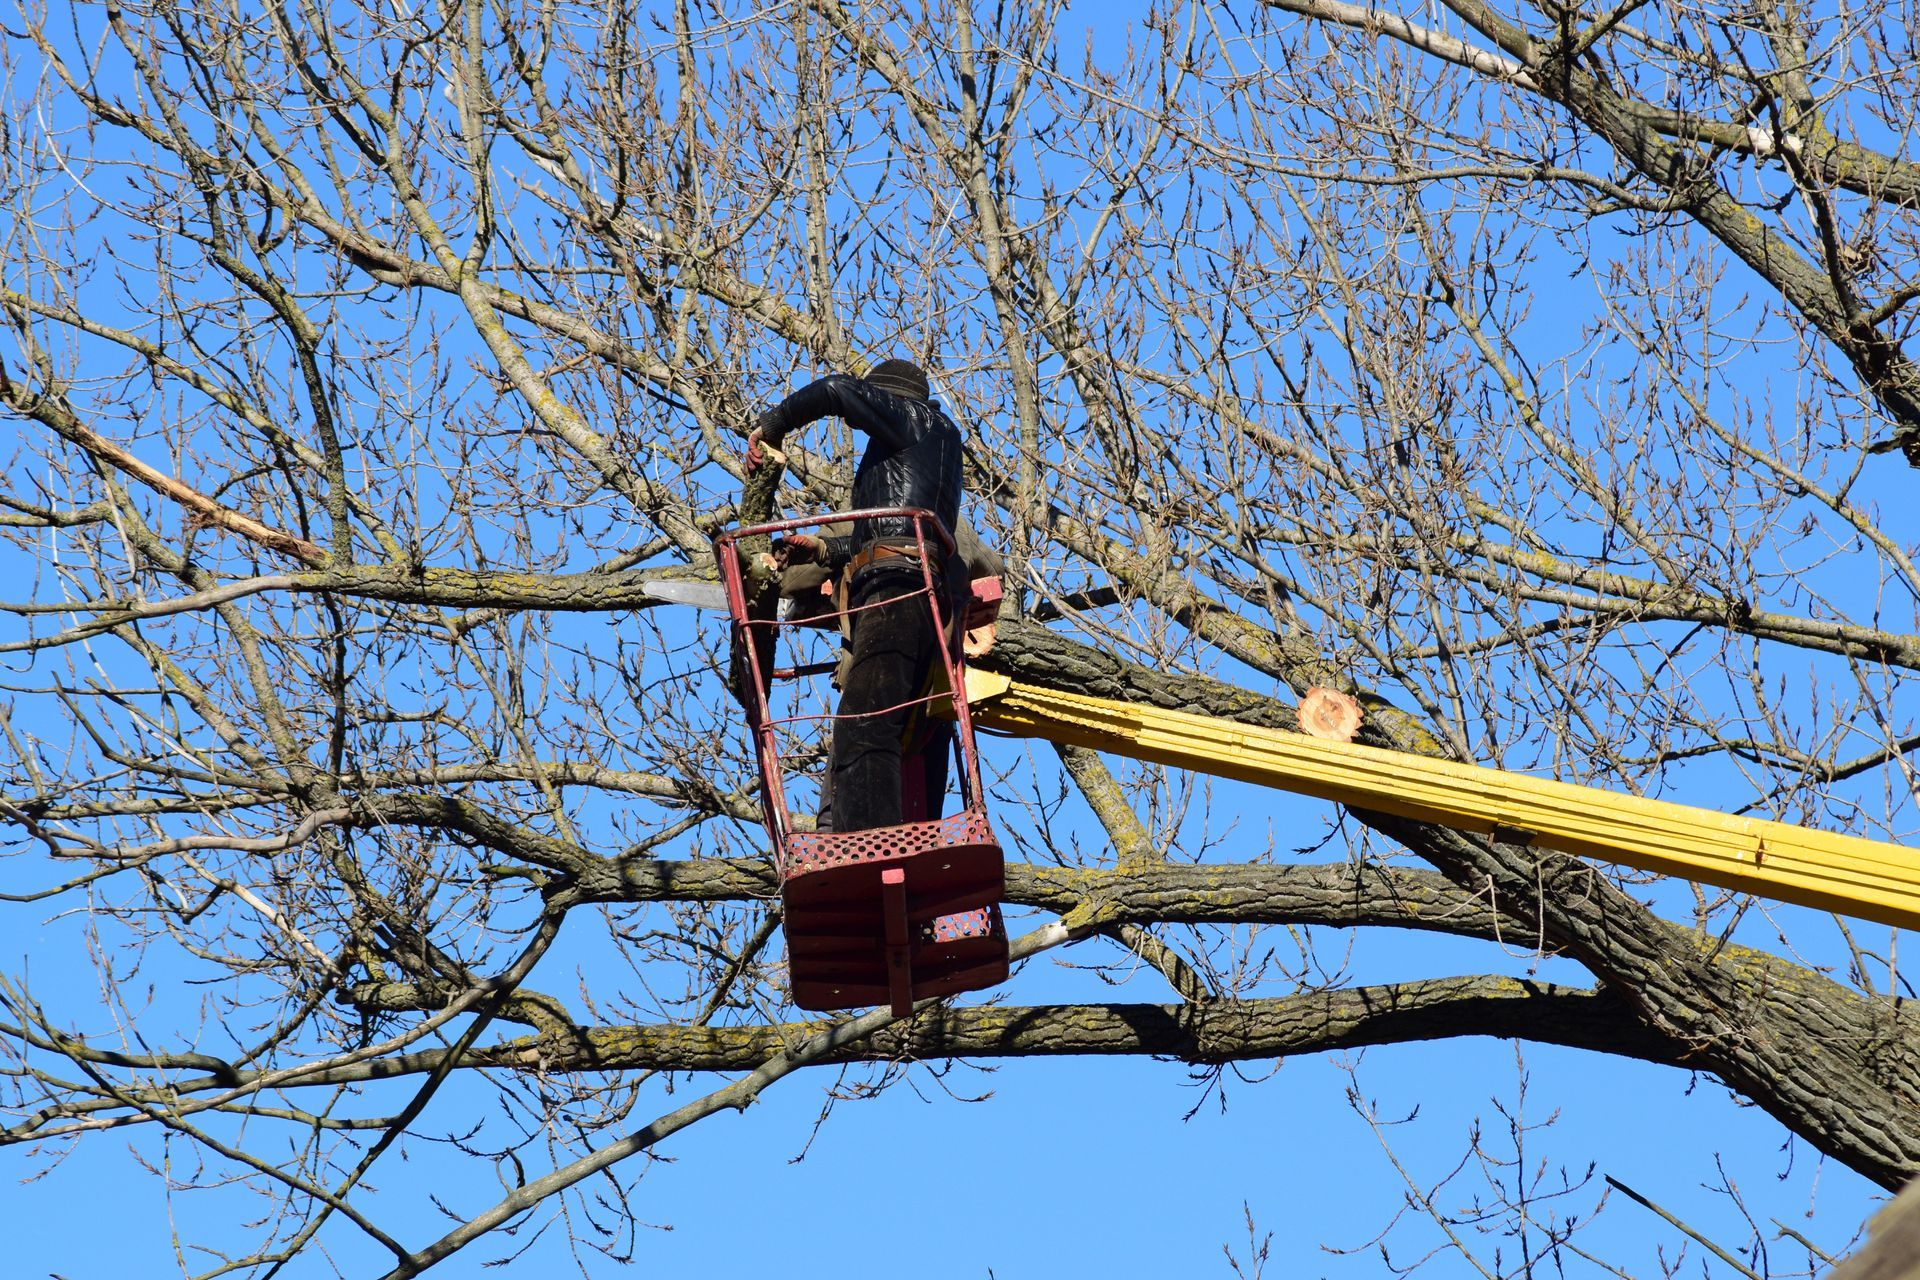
[963,668,1920,933]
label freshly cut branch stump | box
[1298,687,1362,742]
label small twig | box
[1605,1175,1763,1280]
[1770,1218,1837,1265]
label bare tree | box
[2,0,1918,1274]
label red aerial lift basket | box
[713,508,1009,1017]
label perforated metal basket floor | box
[783,811,1008,1013]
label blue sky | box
[2,0,1913,1275]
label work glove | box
[744,418,785,474]
[773,533,825,566]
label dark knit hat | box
[866,358,930,401]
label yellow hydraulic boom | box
[962,668,1920,933]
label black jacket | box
[756,374,964,561]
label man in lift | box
[744,358,965,833]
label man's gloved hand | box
[773,533,825,566]
[744,423,786,474]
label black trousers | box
[826,566,951,833]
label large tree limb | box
[574,857,1510,941]
[7,977,1670,1131]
